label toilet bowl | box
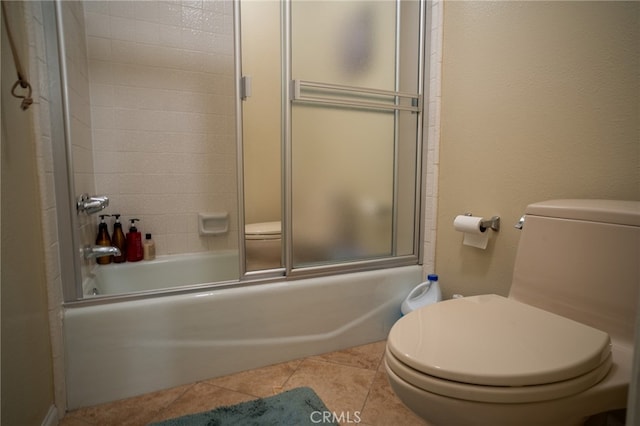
[385,295,623,425]
[245,221,281,270]
[386,200,639,425]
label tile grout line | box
[358,359,384,419]
[360,349,388,424]
[278,356,306,394]
[147,381,197,423]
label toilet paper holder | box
[463,213,501,232]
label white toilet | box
[386,199,639,425]
[245,221,281,270]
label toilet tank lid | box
[526,199,640,227]
[245,221,281,236]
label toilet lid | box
[387,294,611,387]
[245,221,281,240]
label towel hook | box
[11,80,33,111]
[2,2,34,111]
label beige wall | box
[1,2,55,423]
[435,1,640,298]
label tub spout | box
[83,245,121,259]
[77,194,110,215]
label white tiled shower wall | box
[82,0,238,256]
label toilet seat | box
[245,221,281,241]
[387,294,612,403]
[386,347,612,403]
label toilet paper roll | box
[453,215,490,249]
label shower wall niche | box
[62,1,238,262]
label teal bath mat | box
[150,387,338,426]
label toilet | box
[245,221,281,270]
[386,199,639,426]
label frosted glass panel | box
[235,0,423,272]
[396,109,420,257]
[292,1,397,90]
[289,0,423,268]
[292,105,395,266]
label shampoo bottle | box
[95,214,112,265]
[126,218,143,262]
[143,233,156,260]
[111,214,126,263]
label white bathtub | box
[84,250,239,296]
[64,262,422,409]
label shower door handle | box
[241,75,252,100]
[292,79,421,113]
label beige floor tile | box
[60,341,431,426]
[150,382,255,423]
[310,340,387,371]
[205,359,302,398]
[58,416,92,426]
[360,371,428,426]
[64,383,192,426]
[283,358,376,416]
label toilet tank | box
[509,199,640,348]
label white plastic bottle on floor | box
[401,274,442,315]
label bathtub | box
[64,262,422,409]
[84,250,239,296]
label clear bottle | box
[143,233,156,261]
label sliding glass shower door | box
[240,0,425,275]
[288,0,423,269]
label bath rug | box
[150,387,338,426]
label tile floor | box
[60,340,427,426]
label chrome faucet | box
[77,194,109,215]
[82,245,121,260]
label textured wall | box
[436,1,640,298]
[1,2,55,423]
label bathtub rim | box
[67,253,421,308]
[82,250,240,298]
